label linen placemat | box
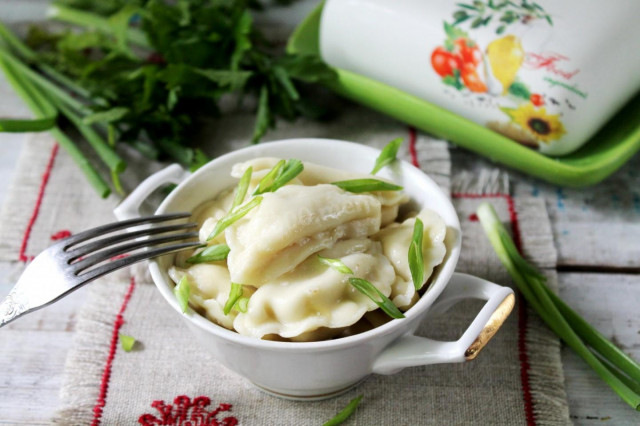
[0,108,570,425]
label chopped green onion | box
[224,283,244,315]
[186,244,230,264]
[254,160,284,194]
[235,297,249,313]
[477,202,640,411]
[119,333,136,352]
[173,276,191,313]
[332,179,402,193]
[323,395,363,426]
[253,159,304,195]
[371,137,403,175]
[207,196,263,241]
[231,166,252,210]
[409,218,425,290]
[318,255,354,275]
[349,278,404,319]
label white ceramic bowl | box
[115,138,515,399]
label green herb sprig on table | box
[477,202,640,411]
[0,0,336,198]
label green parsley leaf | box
[409,218,425,290]
[348,278,405,319]
[253,159,303,195]
[231,166,253,210]
[186,244,230,264]
[371,137,403,175]
[119,333,136,352]
[173,275,191,313]
[224,283,244,315]
[207,196,263,241]
[318,255,354,275]
[332,179,403,193]
[323,395,363,426]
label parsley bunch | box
[0,0,336,197]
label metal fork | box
[0,213,201,328]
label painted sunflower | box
[501,103,566,143]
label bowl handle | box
[372,273,515,374]
[114,164,190,220]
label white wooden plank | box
[558,273,640,425]
[451,145,640,269]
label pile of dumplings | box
[169,158,447,342]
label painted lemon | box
[486,35,524,94]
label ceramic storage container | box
[319,0,640,156]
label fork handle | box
[0,288,29,328]
[114,164,189,220]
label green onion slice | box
[231,166,252,210]
[235,297,249,313]
[224,283,244,315]
[409,218,425,290]
[348,278,404,319]
[207,196,263,241]
[119,333,136,352]
[318,255,354,275]
[371,137,403,175]
[323,395,363,426]
[331,179,402,193]
[253,159,303,195]
[186,244,230,264]
[174,276,191,313]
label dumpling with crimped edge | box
[373,209,447,309]
[190,188,235,246]
[232,240,395,339]
[168,264,255,330]
[225,184,382,286]
[231,157,409,226]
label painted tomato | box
[461,63,487,93]
[431,47,461,77]
[530,93,544,106]
[455,38,482,66]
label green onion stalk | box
[0,21,125,198]
[477,202,640,411]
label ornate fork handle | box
[0,289,30,327]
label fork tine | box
[64,222,197,262]
[71,231,200,274]
[61,213,192,248]
[75,241,202,284]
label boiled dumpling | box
[225,184,382,286]
[191,188,235,246]
[233,241,395,339]
[168,264,254,330]
[373,209,447,309]
[231,158,408,225]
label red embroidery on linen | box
[518,294,536,426]
[451,193,522,250]
[50,230,72,240]
[19,143,59,262]
[138,396,238,426]
[91,277,137,426]
[451,193,534,425]
[408,127,420,168]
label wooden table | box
[0,2,639,424]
